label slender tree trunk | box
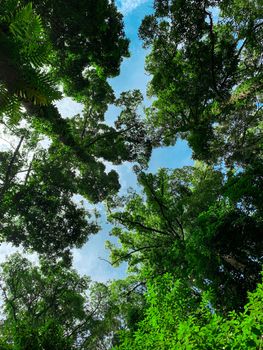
[0,135,24,201]
[24,155,34,185]
[81,106,93,139]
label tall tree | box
[0,0,152,198]
[140,0,262,166]
[0,1,153,256]
[107,163,263,311]
[0,253,120,349]
[0,121,101,259]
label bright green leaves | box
[114,274,263,350]
[9,3,43,45]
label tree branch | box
[81,105,93,139]
[204,9,224,100]
[142,175,182,241]
[0,135,24,200]
[114,214,171,237]
[110,243,168,266]
[24,155,34,185]
[85,124,135,148]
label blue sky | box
[0,0,193,281]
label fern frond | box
[9,3,38,39]
[1,1,53,68]
[16,67,62,105]
[0,1,59,108]
[0,0,20,20]
[0,83,22,123]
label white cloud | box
[55,97,83,119]
[118,0,148,14]
[0,244,20,263]
[0,243,38,265]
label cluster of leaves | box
[113,273,263,350]
[0,123,103,259]
[107,163,263,311]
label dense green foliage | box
[140,0,262,165]
[0,0,262,348]
[0,254,120,349]
[107,163,262,311]
[106,0,262,347]
[113,274,263,350]
[0,0,152,256]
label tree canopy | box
[0,253,120,349]
[0,0,153,257]
[140,0,262,165]
[107,162,262,311]
[0,0,262,348]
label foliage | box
[0,0,152,205]
[113,273,263,350]
[0,124,100,259]
[0,253,120,350]
[107,162,263,310]
[0,0,153,257]
[140,0,262,166]
[0,0,262,347]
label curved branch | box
[110,243,168,266]
[85,124,135,148]
[114,214,171,236]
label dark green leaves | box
[140,0,262,165]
